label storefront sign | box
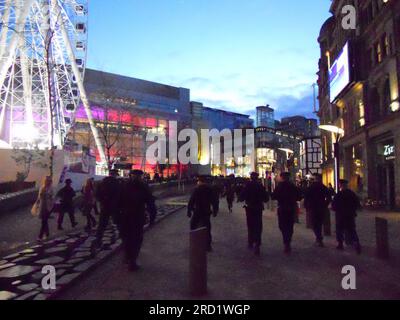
[383,144,395,160]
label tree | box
[12,145,48,182]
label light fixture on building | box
[319,124,344,192]
[390,99,400,112]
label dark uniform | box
[304,180,331,245]
[188,181,219,251]
[239,178,269,253]
[272,178,302,252]
[119,175,157,269]
[225,178,236,213]
[332,187,361,252]
[56,181,77,230]
[95,174,121,246]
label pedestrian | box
[327,183,336,200]
[187,175,219,252]
[332,179,362,254]
[272,172,302,254]
[225,175,236,213]
[93,169,121,248]
[119,170,157,271]
[56,178,77,230]
[82,177,97,232]
[304,173,331,247]
[32,176,54,241]
[239,172,269,256]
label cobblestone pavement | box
[0,195,188,300]
[58,200,400,300]
[0,187,188,256]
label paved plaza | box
[59,200,400,300]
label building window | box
[359,101,366,127]
[375,42,382,63]
[383,79,391,115]
[384,34,391,56]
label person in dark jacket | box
[332,179,362,254]
[224,175,236,213]
[272,172,302,254]
[304,174,331,247]
[93,169,121,248]
[119,170,157,271]
[56,179,77,230]
[239,172,269,256]
[187,175,219,252]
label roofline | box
[85,68,190,91]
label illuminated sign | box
[329,42,351,102]
[384,144,395,160]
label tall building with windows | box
[317,0,400,209]
[70,69,192,177]
[190,101,254,177]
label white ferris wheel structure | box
[0,0,106,163]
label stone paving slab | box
[0,203,186,300]
[58,200,400,300]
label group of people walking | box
[188,171,362,257]
[33,169,157,271]
[33,168,362,272]
[33,177,99,241]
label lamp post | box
[319,125,344,193]
[278,147,294,173]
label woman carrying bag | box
[32,176,54,241]
[81,178,97,232]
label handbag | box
[31,198,40,217]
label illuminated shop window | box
[359,101,365,127]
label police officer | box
[332,179,362,254]
[119,170,157,271]
[56,179,77,230]
[272,172,302,254]
[94,169,121,248]
[239,172,269,256]
[187,175,219,252]
[304,173,331,247]
[224,174,236,213]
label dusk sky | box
[87,0,332,120]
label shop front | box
[374,138,396,209]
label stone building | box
[317,0,400,209]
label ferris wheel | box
[0,0,106,162]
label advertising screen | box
[329,42,351,102]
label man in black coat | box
[239,172,269,256]
[304,174,331,247]
[188,175,219,252]
[94,169,121,247]
[224,175,236,213]
[272,172,302,254]
[332,179,362,254]
[119,170,157,271]
[56,179,77,230]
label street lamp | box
[278,148,294,172]
[319,125,344,193]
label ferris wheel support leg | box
[0,0,12,60]
[19,40,34,127]
[0,0,35,94]
[51,0,107,166]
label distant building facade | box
[70,69,191,177]
[191,101,254,177]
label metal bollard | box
[189,227,208,296]
[376,217,389,259]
